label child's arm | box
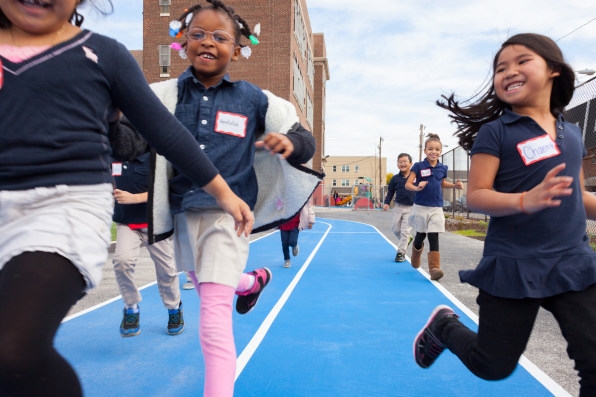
[467,154,572,216]
[256,123,315,164]
[442,179,464,190]
[405,172,418,191]
[113,189,148,204]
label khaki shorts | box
[408,204,446,233]
[173,209,249,289]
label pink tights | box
[187,272,253,397]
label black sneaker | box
[120,307,140,337]
[236,268,272,314]
[167,301,184,335]
[413,305,459,368]
[395,252,406,262]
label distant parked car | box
[443,200,452,212]
[454,196,468,212]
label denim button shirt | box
[168,70,268,213]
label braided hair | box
[175,0,256,50]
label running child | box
[136,2,316,396]
[413,33,596,396]
[406,135,463,280]
[0,1,252,396]
[383,153,416,262]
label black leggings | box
[413,232,439,251]
[442,286,596,396]
[0,252,86,397]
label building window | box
[332,179,337,187]
[341,179,350,187]
[341,165,350,173]
[159,0,171,15]
[159,45,170,76]
[355,179,359,185]
[293,56,305,110]
[332,165,337,172]
[355,165,359,172]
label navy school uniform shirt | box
[112,153,150,225]
[384,171,415,206]
[410,158,448,207]
[460,109,596,299]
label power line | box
[556,17,596,41]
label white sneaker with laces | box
[283,260,291,268]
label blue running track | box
[56,218,571,396]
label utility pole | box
[378,136,383,207]
[418,124,424,161]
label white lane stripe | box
[235,221,333,380]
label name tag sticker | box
[112,163,122,176]
[420,169,431,177]
[517,135,560,166]
[215,111,248,138]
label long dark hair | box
[437,33,575,151]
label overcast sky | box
[82,0,596,174]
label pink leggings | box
[188,272,253,397]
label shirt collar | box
[501,108,565,124]
[179,68,234,88]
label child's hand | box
[523,163,573,214]
[203,175,254,236]
[255,132,294,159]
[417,181,428,191]
[114,188,142,204]
[383,204,390,211]
[455,179,464,190]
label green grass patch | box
[452,229,486,238]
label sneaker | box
[120,307,140,337]
[283,259,291,268]
[182,279,194,290]
[236,268,272,315]
[413,305,459,368]
[292,245,299,257]
[167,301,184,335]
[395,252,406,262]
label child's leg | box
[545,284,596,395]
[197,282,236,397]
[112,224,143,308]
[443,290,539,380]
[411,232,426,268]
[426,233,443,280]
[0,252,86,397]
[288,228,299,250]
[280,230,291,260]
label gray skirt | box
[408,204,445,233]
[0,184,114,290]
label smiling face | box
[424,140,442,165]
[493,44,560,115]
[185,8,241,88]
[397,155,412,174]
[0,0,77,35]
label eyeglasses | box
[186,28,235,44]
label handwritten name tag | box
[215,111,248,138]
[517,134,560,166]
[420,169,431,177]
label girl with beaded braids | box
[134,1,317,396]
[413,33,596,396]
[0,0,254,395]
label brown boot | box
[428,251,444,281]
[411,243,424,269]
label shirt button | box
[201,120,207,125]
[199,144,206,149]
[558,125,563,130]
[203,96,208,101]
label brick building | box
[141,0,329,173]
